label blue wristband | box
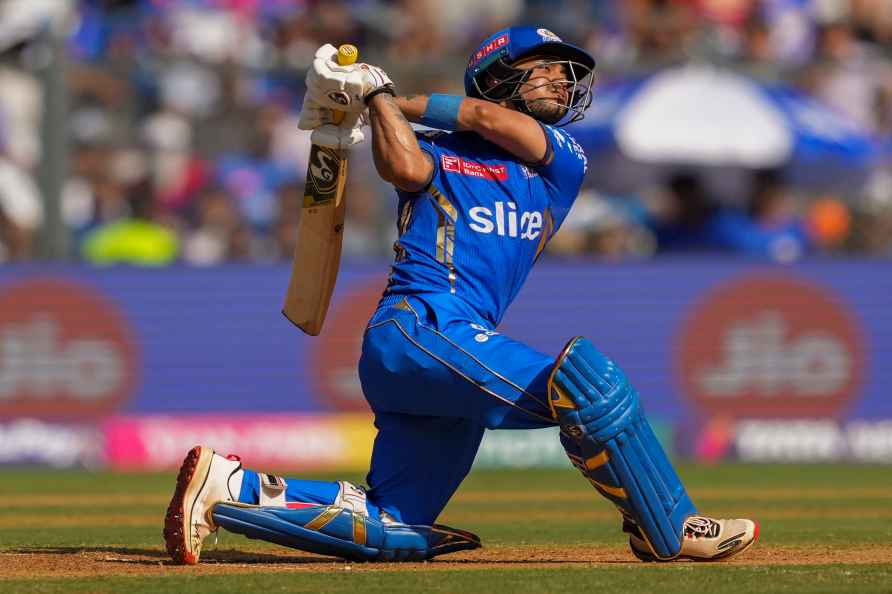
[420,94,463,131]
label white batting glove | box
[312,112,366,150]
[298,97,367,149]
[298,96,334,129]
[356,63,395,103]
[305,44,394,112]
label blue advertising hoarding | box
[0,259,889,465]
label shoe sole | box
[163,446,214,565]
[631,520,760,563]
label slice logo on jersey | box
[441,155,508,181]
[677,274,864,418]
[468,33,509,67]
[537,28,562,42]
[468,202,544,240]
[0,278,139,419]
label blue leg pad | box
[549,337,697,560]
[212,503,480,562]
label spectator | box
[646,170,813,262]
[548,189,656,260]
[81,178,179,266]
[0,154,43,261]
[810,17,892,133]
[0,0,889,264]
[181,186,245,266]
[647,173,721,252]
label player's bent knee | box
[548,336,697,560]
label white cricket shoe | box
[628,516,759,562]
[163,445,243,565]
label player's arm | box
[367,93,435,193]
[394,95,547,165]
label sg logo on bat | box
[304,145,342,207]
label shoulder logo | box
[549,128,588,172]
[519,164,538,178]
[537,28,562,43]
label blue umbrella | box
[569,66,881,195]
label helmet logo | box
[468,33,510,67]
[537,28,562,43]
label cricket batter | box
[165,26,758,564]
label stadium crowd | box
[0,0,890,265]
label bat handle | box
[332,44,359,126]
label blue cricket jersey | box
[381,124,588,326]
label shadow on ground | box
[9,546,333,566]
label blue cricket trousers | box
[358,293,558,525]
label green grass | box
[3,566,892,594]
[2,464,891,593]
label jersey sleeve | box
[531,124,588,225]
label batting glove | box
[305,44,395,112]
[298,97,367,150]
[357,63,395,104]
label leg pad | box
[212,503,480,562]
[549,337,697,560]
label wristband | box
[364,84,396,105]
[420,94,463,131]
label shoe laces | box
[684,516,720,539]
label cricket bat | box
[283,44,359,335]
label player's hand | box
[305,44,393,111]
[298,97,367,149]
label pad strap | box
[549,336,697,560]
[258,474,287,507]
[333,481,369,518]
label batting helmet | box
[464,26,596,125]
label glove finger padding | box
[298,98,333,130]
[310,110,366,150]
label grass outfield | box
[1,464,891,593]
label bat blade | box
[282,143,348,335]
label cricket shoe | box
[163,445,244,565]
[627,516,759,562]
